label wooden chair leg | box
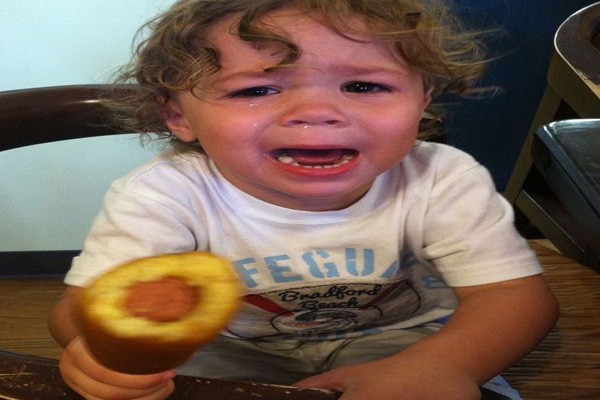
[503,85,563,203]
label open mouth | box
[274,148,358,169]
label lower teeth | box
[277,154,355,169]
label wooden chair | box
[0,84,138,276]
[504,2,600,269]
[0,84,138,151]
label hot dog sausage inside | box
[124,277,199,322]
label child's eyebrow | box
[213,63,413,83]
[210,70,276,85]
[328,64,414,77]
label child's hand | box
[59,337,176,400]
[294,354,481,400]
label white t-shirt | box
[66,142,541,340]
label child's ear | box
[422,87,433,111]
[162,99,196,142]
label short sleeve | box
[63,153,216,287]
[420,154,542,287]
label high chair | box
[503,2,600,271]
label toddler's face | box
[165,10,431,211]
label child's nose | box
[280,92,349,128]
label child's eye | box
[228,86,278,98]
[342,81,390,93]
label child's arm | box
[49,286,83,347]
[295,274,559,400]
[49,286,176,400]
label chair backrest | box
[555,1,600,65]
[0,84,142,277]
[0,84,139,151]
[554,1,600,106]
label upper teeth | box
[277,155,295,164]
[276,153,355,169]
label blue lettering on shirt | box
[346,248,375,276]
[232,248,421,289]
[265,255,303,283]
[233,258,260,288]
[302,250,339,278]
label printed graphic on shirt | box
[232,248,419,288]
[227,279,421,338]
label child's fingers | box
[60,338,176,399]
[65,371,174,400]
[72,338,176,385]
[62,359,175,400]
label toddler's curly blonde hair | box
[108,0,490,151]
